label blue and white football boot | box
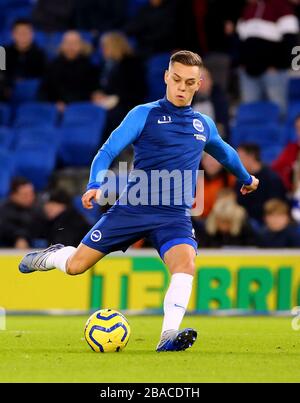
[18,244,64,274]
[156,328,197,352]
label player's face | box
[165,62,202,107]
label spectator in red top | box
[272,115,300,191]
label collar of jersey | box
[160,97,193,116]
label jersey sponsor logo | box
[158,116,172,124]
[193,119,204,132]
[194,134,206,142]
[91,230,102,242]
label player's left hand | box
[240,175,259,195]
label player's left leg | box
[156,243,197,352]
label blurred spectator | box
[193,67,230,138]
[43,189,90,247]
[32,0,74,32]
[258,199,300,247]
[204,0,246,54]
[0,178,45,249]
[5,19,46,87]
[236,0,299,112]
[39,31,99,111]
[199,153,235,218]
[291,157,300,222]
[272,114,300,191]
[236,144,286,224]
[125,0,177,56]
[74,0,127,33]
[93,32,146,143]
[194,198,257,247]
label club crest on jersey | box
[193,119,204,132]
[158,116,172,124]
[91,230,102,242]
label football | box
[84,309,131,353]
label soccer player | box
[19,51,259,352]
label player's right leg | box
[19,243,105,275]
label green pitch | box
[0,315,299,383]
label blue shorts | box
[82,205,198,261]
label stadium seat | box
[0,148,15,198]
[58,125,102,167]
[3,5,33,31]
[13,144,57,190]
[0,103,11,126]
[14,102,58,128]
[146,53,171,101]
[235,102,280,125]
[11,79,41,105]
[15,127,60,149]
[62,103,106,131]
[0,170,12,199]
[260,145,283,164]
[0,127,15,149]
[127,0,148,17]
[287,101,300,124]
[288,78,300,102]
[231,124,284,148]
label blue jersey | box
[87,97,251,215]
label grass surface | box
[0,315,299,383]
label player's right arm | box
[82,105,150,209]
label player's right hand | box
[82,189,102,209]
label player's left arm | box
[203,115,259,195]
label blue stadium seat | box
[0,170,12,199]
[0,148,15,198]
[127,0,148,17]
[231,124,284,148]
[11,79,41,105]
[14,102,58,128]
[288,78,300,102]
[13,144,57,190]
[0,127,15,149]
[146,53,171,101]
[260,145,283,164]
[287,101,300,124]
[3,5,33,31]
[284,124,297,144]
[236,102,280,125]
[15,127,60,149]
[62,103,106,131]
[58,125,102,167]
[0,103,11,126]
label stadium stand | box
[13,144,57,190]
[14,102,58,128]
